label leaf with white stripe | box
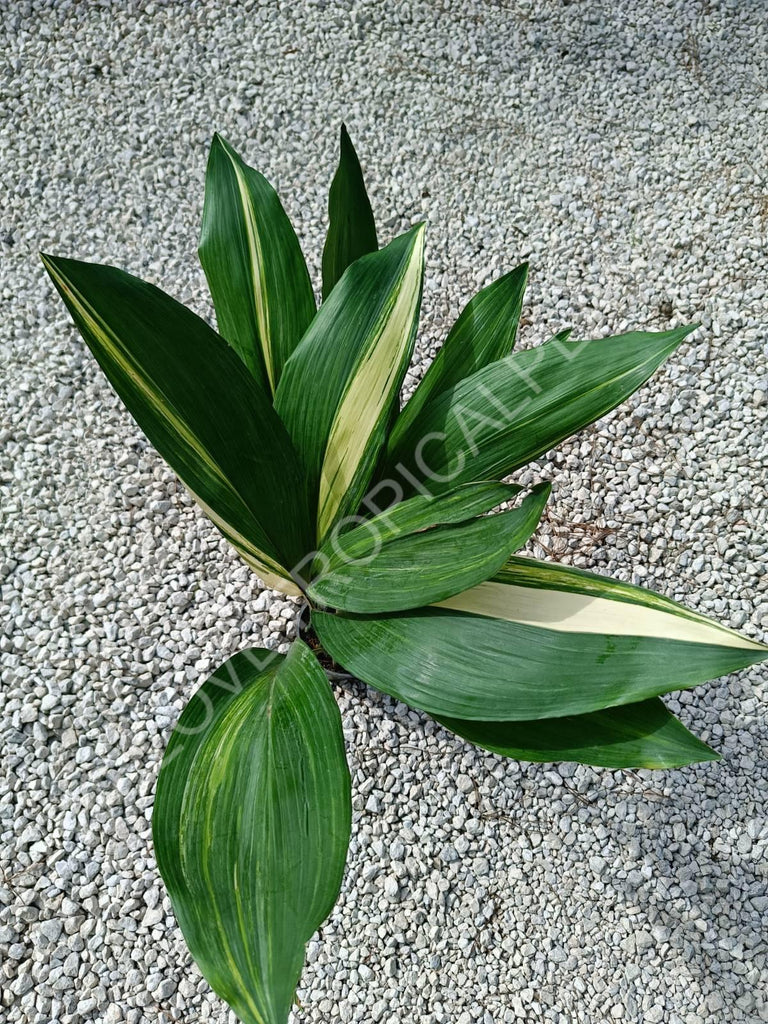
[312,557,766,721]
[443,555,765,647]
[322,124,378,300]
[435,698,719,769]
[199,134,316,393]
[42,254,311,594]
[153,642,351,1024]
[388,263,528,453]
[275,224,425,541]
[381,326,695,495]
[308,483,550,613]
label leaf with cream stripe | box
[41,254,311,594]
[308,483,550,613]
[199,134,316,393]
[439,555,763,648]
[275,224,425,541]
[153,641,351,1024]
[312,558,766,721]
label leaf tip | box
[411,220,427,243]
[668,322,699,348]
[40,252,65,281]
[209,131,236,163]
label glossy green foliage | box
[388,262,528,452]
[308,483,550,613]
[435,698,719,770]
[382,327,695,494]
[43,126,767,1024]
[199,134,316,393]
[322,124,379,299]
[312,604,764,721]
[154,643,351,1024]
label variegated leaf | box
[153,641,351,1024]
[41,254,311,595]
[313,555,766,721]
[199,133,316,393]
[275,224,425,542]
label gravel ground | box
[2,1,767,1022]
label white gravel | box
[2,2,767,1023]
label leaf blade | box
[153,642,351,1024]
[276,225,425,541]
[436,699,720,769]
[308,483,550,613]
[321,124,378,300]
[388,263,528,452]
[42,254,311,590]
[199,134,316,392]
[312,558,766,722]
[382,326,695,494]
[325,480,522,550]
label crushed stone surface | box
[2,1,767,1022]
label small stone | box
[456,774,474,794]
[383,877,399,899]
[141,907,164,928]
[154,978,177,1000]
[37,919,63,945]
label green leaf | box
[308,483,550,613]
[199,133,316,393]
[436,699,719,770]
[275,225,425,542]
[388,263,528,453]
[328,480,523,544]
[321,124,378,300]
[312,556,766,721]
[548,327,573,344]
[381,326,695,495]
[153,642,351,1024]
[41,254,311,594]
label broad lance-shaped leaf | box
[381,325,695,495]
[41,255,311,594]
[308,483,550,613]
[388,263,528,453]
[276,224,425,542]
[322,124,378,300]
[153,642,351,1024]
[199,133,316,393]
[312,555,767,721]
[435,699,719,770]
[326,480,523,547]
